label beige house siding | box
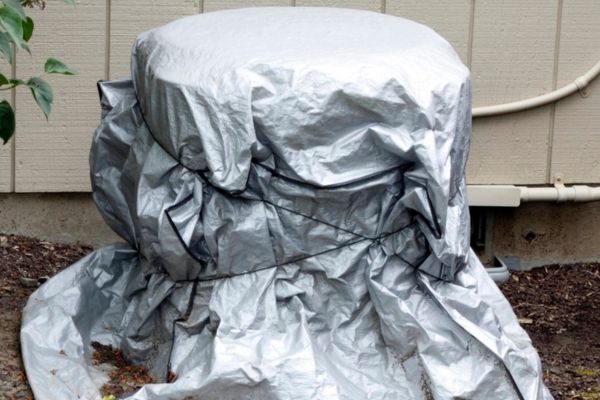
[386,0,471,64]
[551,1,600,184]
[0,58,11,192]
[205,1,292,12]
[295,1,381,12]
[1,0,598,192]
[468,0,558,185]
[110,1,201,80]
[13,0,105,192]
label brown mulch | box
[500,263,600,400]
[92,341,154,398]
[0,234,92,400]
[0,233,598,399]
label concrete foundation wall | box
[1,194,599,269]
[0,193,121,248]
[493,202,600,269]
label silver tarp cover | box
[21,7,553,400]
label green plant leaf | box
[26,76,53,118]
[22,16,33,42]
[0,31,12,63]
[20,42,29,54]
[0,4,23,48]
[0,73,8,85]
[9,78,24,85]
[3,0,25,21]
[44,58,78,75]
[0,100,15,144]
[60,0,75,5]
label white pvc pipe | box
[519,185,600,203]
[472,60,600,118]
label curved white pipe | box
[519,185,600,203]
[472,60,600,118]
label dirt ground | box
[499,263,600,399]
[0,234,93,400]
[0,233,598,400]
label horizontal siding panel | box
[468,107,552,184]
[295,0,381,12]
[386,0,470,64]
[551,2,600,184]
[470,0,558,106]
[9,0,599,190]
[204,0,292,12]
[0,139,10,192]
[467,0,558,185]
[0,59,11,192]
[14,0,105,192]
[110,0,199,79]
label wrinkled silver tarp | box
[21,7,553,400]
